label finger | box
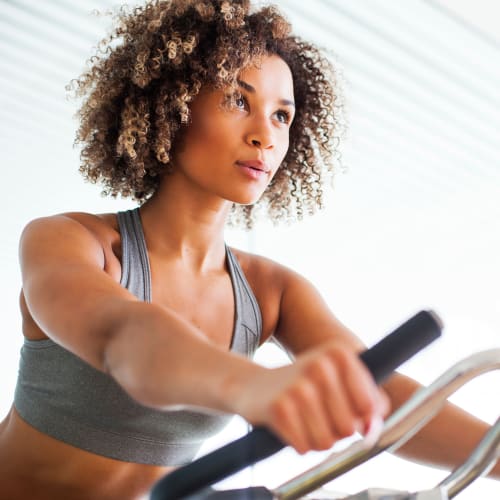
[306,356,361,439]
[269,394,310,454]
[337,349,382,419]
[291,379,338,450]
[377,387,391,417]
[362,413,385,447]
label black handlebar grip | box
[358,309,443,383]
[150,309,443,500]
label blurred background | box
[1,0,499,498]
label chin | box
[225,189,265,206]
[230,194,263,206]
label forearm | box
[103,300,265,413]
[384,373,500,479]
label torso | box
[0,211,282,500]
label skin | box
[0,55,498,500]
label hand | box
[233,341,390,454]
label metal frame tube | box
[273,349,500,499]
[438,416,500,498]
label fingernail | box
[363,414,384,447]
[354,419,364,435]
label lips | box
[235,160,270,173]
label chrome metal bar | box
[273,349,500,500]
[313,487,446,500]
[438,415,500,498]
[405,489,448,500]
[309,417,500,499]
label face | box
[171,54,295,206]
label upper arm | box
[273,267,365,355]
[19,215,137,370]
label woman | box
[0,1,497,499]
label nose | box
[245,116,274,150]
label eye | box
[275,109,292,124]
[234,94,247,109]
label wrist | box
[218,355,269,416]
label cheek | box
[174,120,220,161]
[188,119,214,144]
[192,118,232,157]
[276,135,290,163]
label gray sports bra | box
[14,208,262,466]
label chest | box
[149,260,236,351]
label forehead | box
[238,55,294,98]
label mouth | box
[235,160,271,174]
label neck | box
[138,175,233,273]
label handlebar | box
[150,310,443,500]
[274,348,500,499]
[439,414,500,498]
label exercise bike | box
[149,311,500,499]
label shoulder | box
[22,211,116,235]
[60,211,119,240]
[20,211,123,278]
[228,247,307,342]
[21,211,117,250]
[230,248,362,355]
[229,247,288,288]
[229,247,309,291]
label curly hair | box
[70,0,345,228]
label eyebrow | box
[237,79,295,108]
